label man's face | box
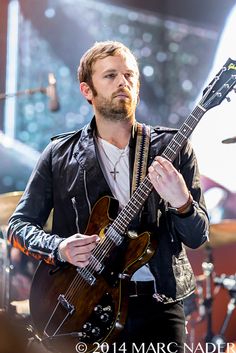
[88,54,140,121]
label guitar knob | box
[94,305,103,314]
[91,327,101,337]
[83,322,92,332]
[100,313,110,322]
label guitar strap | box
[131,122,151,195]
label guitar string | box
[47,222,128,326]
[48,237,117,330]
[59,183,150,308]
[64,219,128,298]
[63,183,151,303]
[62,221,126,298]
[58,181,156,320]
[62,186,150,303]
[62,178,154,301]
[60,196,148,302]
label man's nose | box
[117,74,128,87]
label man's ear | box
[80,82,93,101]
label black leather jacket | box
[8,118,209,303]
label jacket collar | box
[73,117,98,172]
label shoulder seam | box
[51,130,81,141]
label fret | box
[182,123,193,133]
[162,152,172,161]
[166,146,177,155]
[178,130,187,139]
[123,207,134,218]
[172,138,181,145]
[133,198,142,206]
[189,114,199,122]
[197,104,206,112]
[139,189,149,197]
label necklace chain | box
[98,138,128,181]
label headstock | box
[201,58,236,111]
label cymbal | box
[11,299,30,316]
[0,191,23,227]
[209,219,236,247]
[222,136,236,144]
[0,191,52,232]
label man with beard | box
[8,41,209,352]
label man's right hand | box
[58,234,100,267]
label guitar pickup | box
[77,267,96,285]
[90,255,104,273]
[106,228,123,246]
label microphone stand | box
[0,86,47,100]
[0,226,13,313]
[0,73,59,111]
[202,244,214,342]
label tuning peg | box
[234,88,236,93]
[226,96,231,102]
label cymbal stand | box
[202,244,214,342]
[0,227,13,313]
[211,275,236,347]
[218,295,236,338]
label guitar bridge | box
[58,294,75,314]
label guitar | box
[30,58,236,353]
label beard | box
[92,88,138,122]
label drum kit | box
[185,240,236,350]
[0,191,53,353]
[0,191,25,312]
[185,176,236,348]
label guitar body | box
[30,196,157,353]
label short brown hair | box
[77,40,139,87]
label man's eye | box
[105,73,115,78]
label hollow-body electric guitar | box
[30,59,236,353]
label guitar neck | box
[111,104,206,235]
[162,104,205,162]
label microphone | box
[222,136,236,144]
[46,73,60,112]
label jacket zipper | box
[71,170,92,233]
[71,197,80,233]
[83,169,92,215]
